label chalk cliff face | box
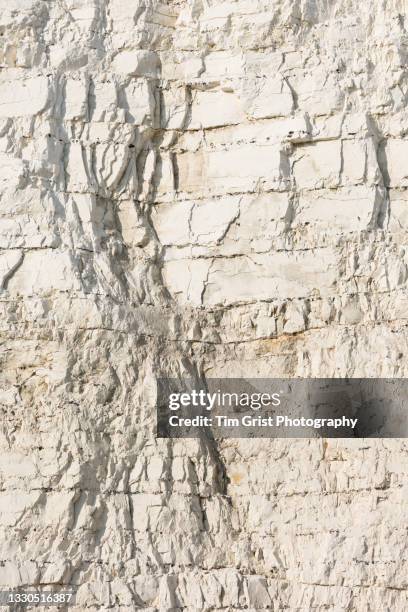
[0,0,407,609]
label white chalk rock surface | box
[0,0,407,609]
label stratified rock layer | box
[0,1,407,609]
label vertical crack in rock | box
[366,114,391,230]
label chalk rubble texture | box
[0,0,408,609]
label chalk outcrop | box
[0,1,407,609]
